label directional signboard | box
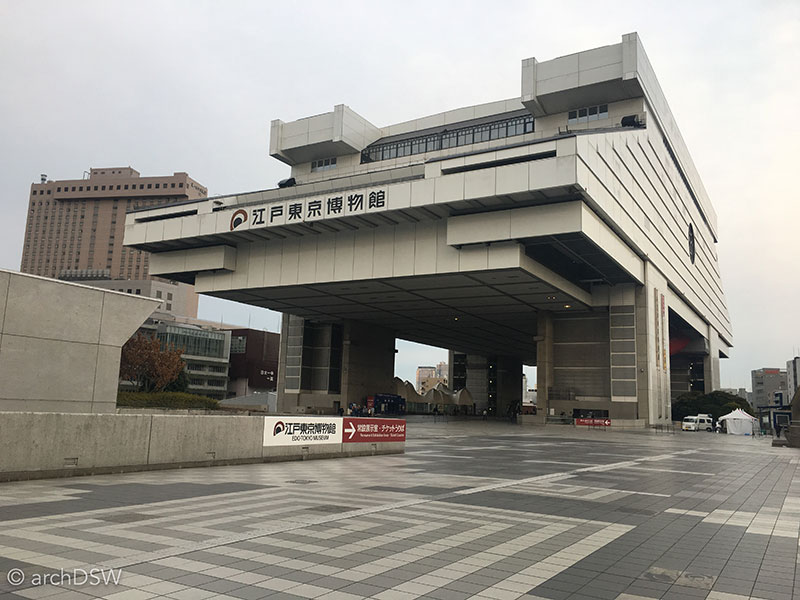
[342,418,406,443]
[263,416,342,446]
[575,418,611,427]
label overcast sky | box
[1,0,798,389]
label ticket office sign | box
[575,418,611,427]
[263,416,342,447]
[342,418,406,443]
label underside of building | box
[125,33,732,426]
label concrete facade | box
[0,269,159,413]
[751,367,789,409]
[82,278,198,318]
[787,357,800,398]
[124,34,732,424]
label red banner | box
[342,418,406,443]
[576,418,611,427]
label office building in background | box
[21,166,206,316]
[750,368,788,408]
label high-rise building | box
[787,357,800,399]
[69,277,197,319]
[750,368,788,408]
[416,366,437,392]
[21,167,206,281]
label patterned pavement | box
[0,420,797,599]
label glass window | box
[599,104,608,119]
[588,106,598,121]
[578,108,588,124]
[231,335,247,354]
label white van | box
[682,414,714,432]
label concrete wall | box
[0,269,160,413]
[0,413,405,481]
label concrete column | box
[536,311,554,418]
[635,286,650,423]
[341,320,395,408]
[704,327,722,393]
[496,356,523,418]
[278,317,395,413]
[642,263,672,424]
[465,355,489,412]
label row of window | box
[31,182,186,196]
[567,104,609,125]
[311,157,337,172]
[361,115,534,164]
[188,378,226,388]
[161,325,227,359]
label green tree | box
[672,390,753,422]
[165,369,189,393]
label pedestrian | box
[775,423,783,438]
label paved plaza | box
[0,420,798,600]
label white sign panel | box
[263,416,342,447]
[227,187,388,233]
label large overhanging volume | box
[125,33,732,426]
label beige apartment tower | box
[21,167,206,281]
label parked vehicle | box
[682,414,714,432]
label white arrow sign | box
[344,422,356,440]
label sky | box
[1,0,798,389]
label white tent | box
[718,408,757,435]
